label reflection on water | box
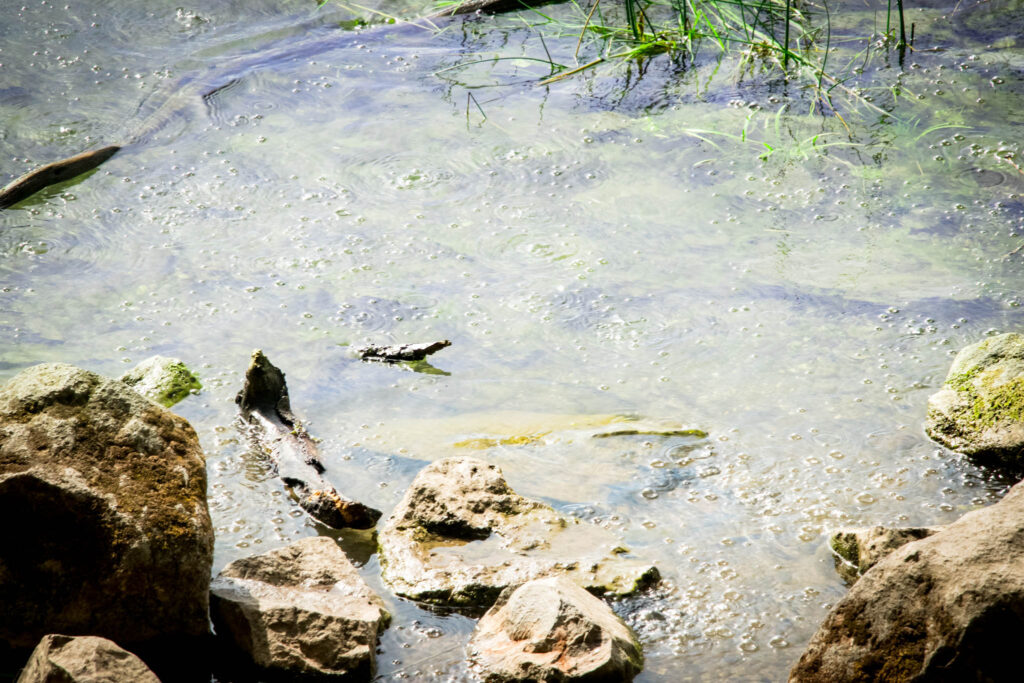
[1,0,1023,679]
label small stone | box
[121,355,201,407]
[829,526,939,584]
[469,576,643,682]
[210,536,390,678]
[16,634,160,683]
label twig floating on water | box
[356,340,452,363]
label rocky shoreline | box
[0,353,652,682]
[2,333,1023,681]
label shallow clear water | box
[2,0,1023,679]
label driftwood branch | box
[0,146,120,209]
[236,349,381,529]
[356,340,451,363]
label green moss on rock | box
[925,333,1024,467]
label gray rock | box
[925,332,1024,467]
[120,355,201,408]
[210,536,390,679]
[0,363,213,649]
[16,634,160,683]
[469,576,643,682]
[378,457,658,608]
[791,479,1024,681]
[829,526,939,584]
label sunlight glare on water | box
[2,0,1023,679]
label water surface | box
[2,0,1023,679]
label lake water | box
[2,0,1023,679]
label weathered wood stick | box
[356,340,451,362]
[0,146,120,209]
[236,349,382,529]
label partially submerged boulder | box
[469,576,643,682]
[791,479,1024,681]
[210,536,390,679]
[0,363,214,649]
[121,355,201,408]
[829,526,939,584]
[378,457,658,608]
[925,332,1024,467]
[16,634,160,683]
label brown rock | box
[378,457,658,608]
[791,480,1024,681]
[0,363,213,649]
[469,577,643,682]
[210,537,390,678]
[16,634,160,683]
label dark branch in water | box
[356,340,451,363]
[0,146,120,209]
[237,349,382,529]
[427,0,552,18]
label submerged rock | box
[16,634,160,683]
[378,457,658,608]
[925,332,1024,468]
[0,363,214,649]
[469,576,643,682]
[829,526,939,584]
[791,479,1024,681]
[210,536,390,679]
[121,355,202,408]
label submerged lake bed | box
[2,0,1023,679]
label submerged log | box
[236,349,381,529]
[0,146,119,209]
[356,340,451,363]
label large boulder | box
[469,577,643,682]
[829,526,939,584]
[0,363,213,649]
[378,457,658,608]
[210,536,390,679]
[16,634,160,683]
[925,332,1024,467]
[790,479,1024,681]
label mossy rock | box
[121,355,201,408]
[925,333,1024,469]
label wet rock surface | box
[829,526,940,584]
[16,634,160,683]
[378,456,659,608]
[0,363,213,649]
[925,332,1024,468]
[791,479,1024,682]
[469,576,643,682]
[210,536,390,679]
